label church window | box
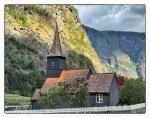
[52,62,54,66]
[96,94,103,103]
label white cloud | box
[74,5,145,32]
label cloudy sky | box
[74,5,145,32]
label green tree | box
[66,51,96,72]
[5,36,44,96]
[35,73,44,88]
[5,78,9,93]
[63,77,89,107]
[38,83,64,108]
[38,77,89,108]
[119,78,145,105]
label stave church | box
[31,23,119,109]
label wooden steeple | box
[47,21,66,78]
[51,22,62,56]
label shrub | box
[70,6,78,14]
[19,13,27,26]
[6,5,28,26]
[38,77,89,108]
[66,51,96,72]
[8,36,38,54]
[117,75,127,88]
[5,100,21,106]
[25,5,50,18]
[12,90,21,95]
[119,78,145,105]
[38,24,44,29]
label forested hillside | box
[4,5,101,96]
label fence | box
[5,105,32,111]
[5,103,145,114]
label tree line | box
[5,36,45,97]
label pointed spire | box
[51,21,62,56]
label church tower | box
[47,22,66,78]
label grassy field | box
[5,93,31,105]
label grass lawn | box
[5,93,31,105]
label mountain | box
[4,5,102,96]
[83,25,145,79]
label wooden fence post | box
[105,106,107,112]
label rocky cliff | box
[83,25,145,79]
[5,5,102,72]
[4,5,102,96]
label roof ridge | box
[63,68,90,71]
[91,73,115,75]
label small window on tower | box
[52,62,54,67]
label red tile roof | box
[88,73,115,93]
[31,88,41,101]
[40,69,90,93]
[32,71,117,101]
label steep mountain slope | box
[5,5,101,72]
[83,25,145,79]
[4,5,102,96]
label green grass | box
[5,94,30,105]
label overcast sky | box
[74,5,145,32]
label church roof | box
[31,88,41,101]
[51,22,62,56]
[88,73,116,93]
[31,71,118,101]
[40,69,91,93]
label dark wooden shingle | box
[88,73,115,93]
